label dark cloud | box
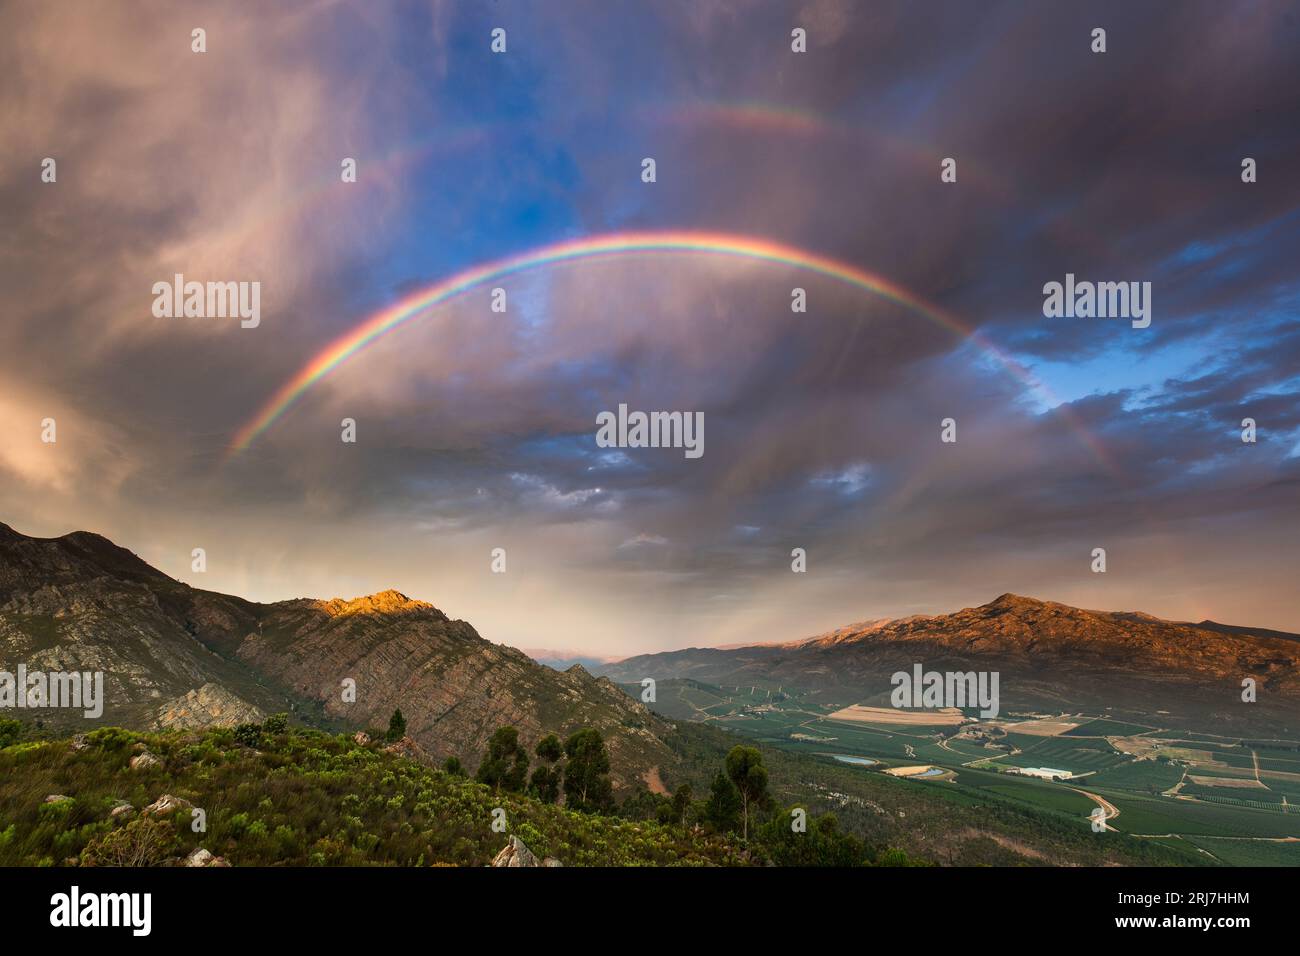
[1,0,1296,650]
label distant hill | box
[0,522,673,790]
[599,594,1299,734]
[518,649,618,672]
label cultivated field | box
[827,704,966,726]
[635,679,1300,865]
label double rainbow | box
[227,230,1112,471]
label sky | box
[1,0,1298,655]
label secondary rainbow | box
[227,230,1113,471]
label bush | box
[80,818,175,867]
[85,727,137,752]
[263,713,289,735]
[233,724,262,748]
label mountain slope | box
[601,594,1299,734]
[0,522,671,789]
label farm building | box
[1015,767,1074,780]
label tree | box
[755,807,866,866]
[476,726,529,792]
[670,783,693,826]
[530,733,564,804]
[535,733,563,763]
[704,772,741,833]
[442,756,464,777]
[725,745,769,840]
[562,728,613,813]
[386,708,407,742]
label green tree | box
[530,733,563,804]
[476,726,529,792]
[562,728,613,813]
[619,788,667,821]
[755,807,866,866]
[442,756,464,777]
[386,708,407,742]
[670,783,693,826]
[724,745,769,840]
[704,771,741,832]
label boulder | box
[183,847,231,867]
[143,794,193,817]
[353,731,370,745]
[109,803,135,820]
[382,735,434,766]
[129,752,159,770]
[491,835,541,867]
[44,794,72,804]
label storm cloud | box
[2,0,1297,653]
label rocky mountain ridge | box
[0,522,671,789]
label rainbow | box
[227,230,1116,472]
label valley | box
[617,675,1300,865]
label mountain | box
[0,522,672,789]
[599,593,1299,734]
[518,648,618,672]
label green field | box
[1063,718,1157,737]
[640,687,1300,861]
[1182,835,1300,866]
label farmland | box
[635,678,1300,865]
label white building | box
[1015,766,1073,780]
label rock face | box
[602,594,1300,734]
[154,682,265,730]
[237,594,673,786]
[0,521,672,788]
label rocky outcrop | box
[154,683,264,730]
[489,836,563,867]
[382,735,435,766]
